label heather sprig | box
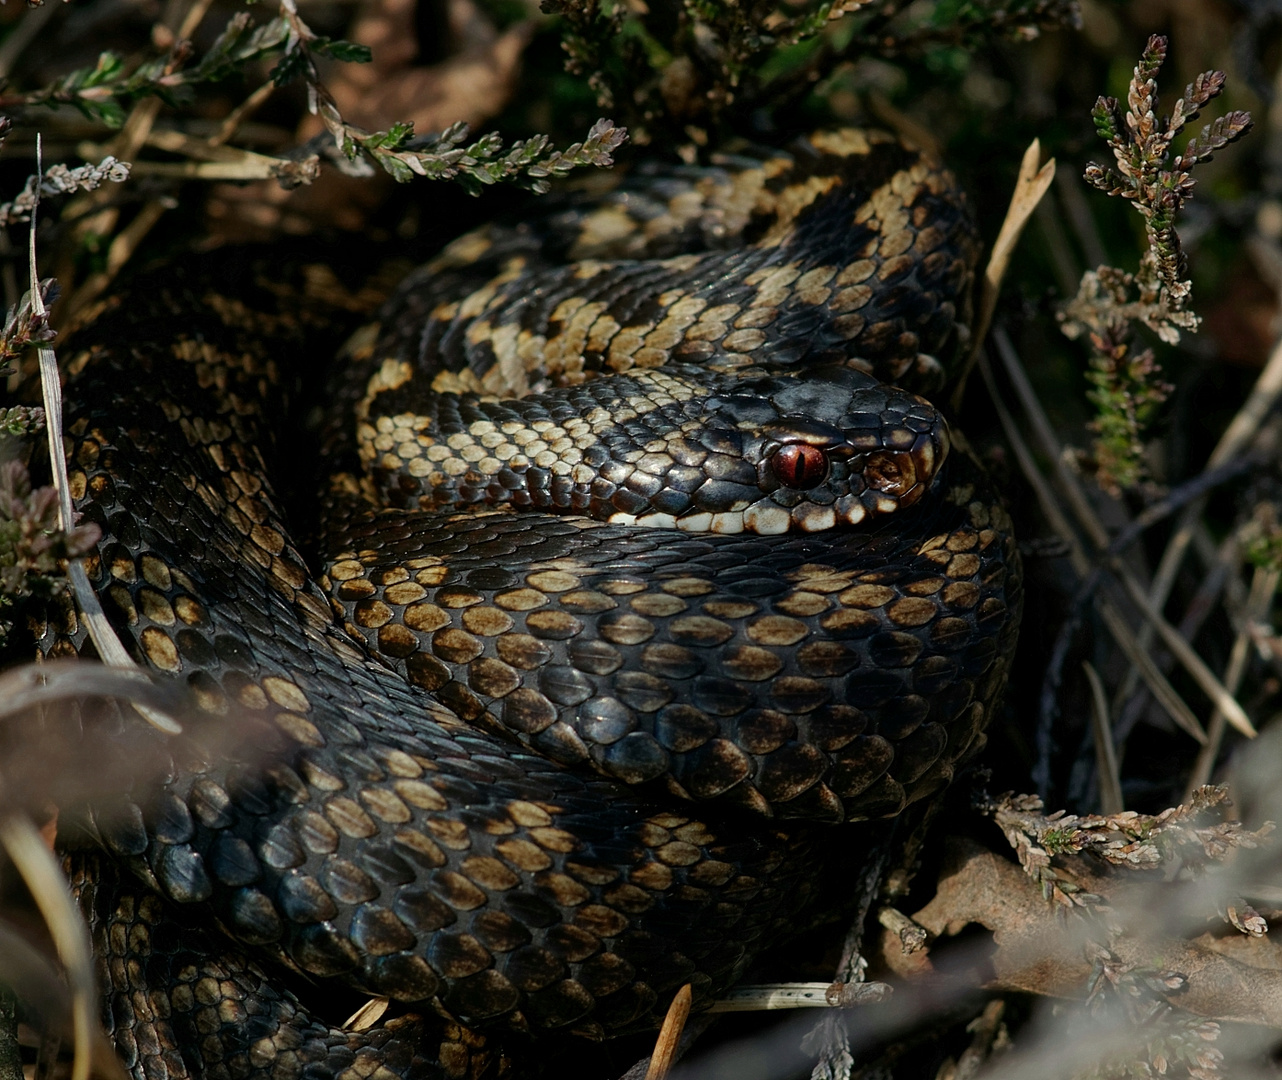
[982,787,1259,1079]
[276,0,626,192]
[1061,36,1252,493]
[0,14,298,128]
[0,155,131,228]
[0,2,626,196]
[1074,1001,1224,1080]
[1084,36,1251,304]
[354,118,627,194]
[540,0,1079,138]
[0,280,58,377]
[985,787,1273,909]
[1082,323,1173,496]
[0,460,101,648]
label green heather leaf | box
[79,98,128,128]
[314,38,373,63]
[269,47,309,86]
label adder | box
[36,127,1022,1080]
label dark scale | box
[40,130,1020,1080]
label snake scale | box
[36,128,1022,1079]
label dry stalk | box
[1083,661,1124,814]
[644,984,692,1080]
[953,138,1056,412]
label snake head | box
[697,372,951,534]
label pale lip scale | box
[610,416,951,535]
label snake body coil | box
[41,130,1021,1080]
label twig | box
[1115,279,1282,710]
[56,0,211,308]
[913,839,1282,1028]
[176,0,218,41]
[644,984,692,1080]
[1186,565,1280,797]
[993,328,1253,735]
[211,80,277,145]
[64,88,295,318]
[1033,194,1081,299]
[877,907,928,953]
[977,349,1206,790]
[953,139,1056,412]
[1055,165,1108,270]
[1083,661,1124,814]
[1107,455,1273,558]
[83,130,296,171]
[127,161,272,179]
[939,999,1007,1080]
[708,982,890,1012]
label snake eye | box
[771,443,829,489]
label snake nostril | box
[770,443,829,489]
[864,451,916,495]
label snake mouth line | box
[608,420,950,534]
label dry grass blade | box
[342,997,390,1032]
[644,984,692,1080]
[952,139,1056,412]
[977,351,1207,746]
[867,92,943,158]
[0,922,70,1024]
[78,134,296,180]
[0,3,57,82]
[1111,565,1256,737]
[0,662,174,721]
[1083,661,1124,814]
[991,328,1252,737]
[1119,324,1282,709]
[991,328,1107,548]
[28,145,181,735]
[0,817,111,1080]
[1186,565,1280,796]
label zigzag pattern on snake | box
[36,128,1022,1080]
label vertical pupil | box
[773,444,826,488]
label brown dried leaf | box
[900,839,1282,1027]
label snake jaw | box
[733,390,952,533]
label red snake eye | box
[771,443,829,489]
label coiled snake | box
[40,129,1022,1079]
